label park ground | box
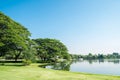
[0,63,120,80]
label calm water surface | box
[43,59,120,75]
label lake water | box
[43,59,120,75]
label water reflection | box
[41,61,72,71]
[41,59,120,71]
[41,59,120,75]
[83,59,120,64]
[107,59,120,64]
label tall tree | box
[0,12,31,61]
[33,38,70,62]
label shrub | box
[22,59,31,66]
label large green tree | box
[33,38,70,62]
[0,12,31,61]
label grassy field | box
[0,64,120,80]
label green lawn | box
[0,64,120,80]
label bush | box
[22,59,31,66]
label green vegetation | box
[0,11,120,80]
[0,12,70,64]
[0,12,31,62]
[71,52,120,60]
[33,38,70,62]
[0,64,120,80]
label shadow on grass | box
[0,61,24,67]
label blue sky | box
[0,0,120,54]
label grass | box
[0,63,120,80]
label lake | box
[42,59,120,75]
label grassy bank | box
[0,64,120,80]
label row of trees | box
[33,38,70,62]
[1,12,119,64]
[0,12,70,64]
[71,53,120,60]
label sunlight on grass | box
[0,64,120,80]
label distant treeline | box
[70,53,120,60]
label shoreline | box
[0,63,120,80]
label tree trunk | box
[15,51,21,62]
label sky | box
[0,0,120,54]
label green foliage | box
[22,40,37,62]
[0,12,71,63]
[22,59,31,65]
[62,54,71,60]
[71,53,120,60]
[0,12,31,61]
[33,38,70,62]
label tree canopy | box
[0,12,31,61]
[33,38,70,62]
[0,12,70,64]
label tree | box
[23,40,37,61]
[0,12,31,61]
[33,38,70,62]
[112,52,119,58]
[87,53,93,59]
[98,54,104,59]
